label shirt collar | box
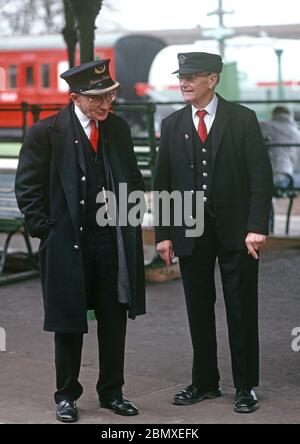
[192,94,218,118]
[74,104,93,129]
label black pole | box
[67,0,103,63]
[62,0,78,68]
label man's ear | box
[208,74,218,89]
[69,93,78,103]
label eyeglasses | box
[84,90,117,104]
[176,73,210,82]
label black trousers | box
[179,212,259,391]
[54,227,127,404]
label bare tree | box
[0,0,117,36]
[0,0,63,35]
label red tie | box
[89,120,99,152]
[197,110,208,143]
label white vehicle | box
[146,37,300,130]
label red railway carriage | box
[0,34,118,129]
[0,33,166,133]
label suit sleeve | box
[244,111,273,234]
[153,118,172,243]
[15,123,51,238]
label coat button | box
[202,148,207,153]
[80,227,83,232]
[191,190,194,194]
[203,197,207,202]
[74,140,79,144]
[81,176,86,182]
[203,172,208,177]
[190,165,194,168]
[203,185,207,190]
[202,160,207,166]
[80,200,85,205]
[74,244,80,250]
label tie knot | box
[197,110,207,119]
[90,120,97,129]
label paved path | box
[0,248,300,424]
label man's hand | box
[245,232,267,260]
[156,240,174,267]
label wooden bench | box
[0,168,34,274]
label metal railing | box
[1,99,300,193]
[0,101,158,190]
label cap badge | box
[95,65,106,75]
[178,54,187,65]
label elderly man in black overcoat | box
[154,52,273,413]
[15,60,146,422]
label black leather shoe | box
[56,400,78,422]
[234,388,259,413]
[173,385,221,405]
[100,395,139,416]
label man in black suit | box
[15,60,146,422]
[154,52,273,413]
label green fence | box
[1,99,300,189]
[0,102,159,191]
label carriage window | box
[0,67,6,90]
[8,65,17,88]
[26,66,34,87]
[41,64,50,88]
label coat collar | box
[50,105,121,188]
[49,104,83,234]
[177,95,232,168]
[178,104,195,164]
[48,105,122,234]
[101,115,129,189]
[211,95,232,168]
[50,103,86,176]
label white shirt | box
[192,94,218,134]
[74,104,98,138]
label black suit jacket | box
[15,104,146,332]
[154,95,273,256]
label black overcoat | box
[154,95,273,256]
[15,104,146,332]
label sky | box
[98,0,300,30]
[96,0,300,97]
